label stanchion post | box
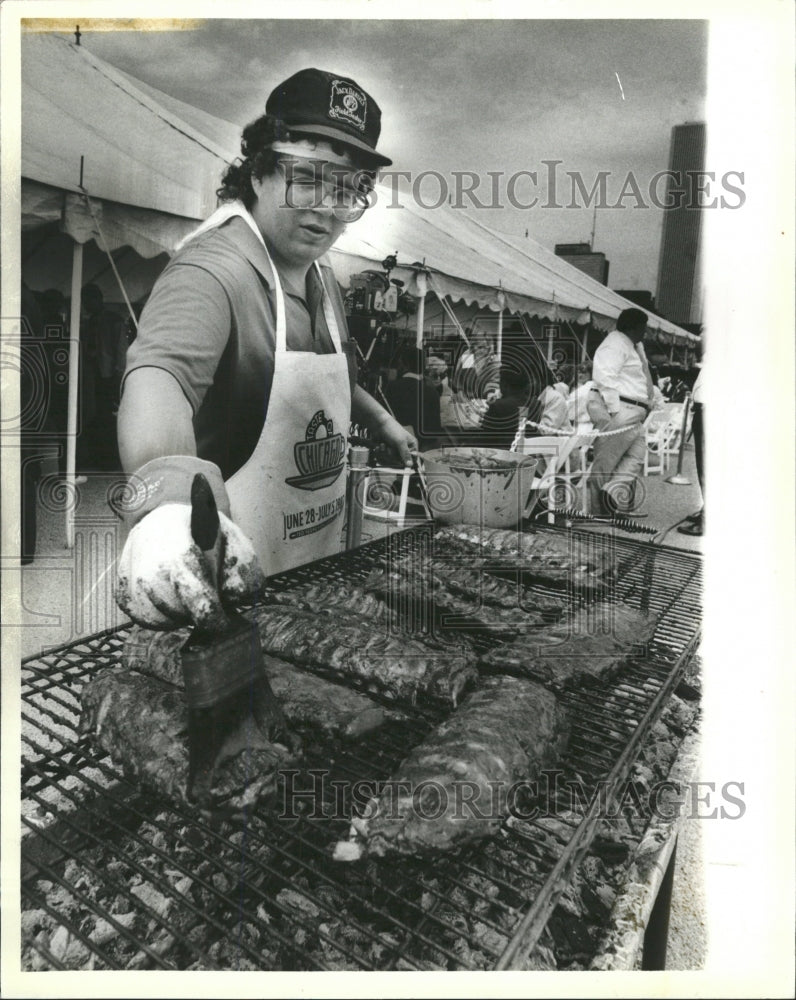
[666,392,692,485]
[345,445,370,550]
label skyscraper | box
[655,122,706,326]
[554,243,610,285]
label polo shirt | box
[124,216,357,479]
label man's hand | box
[374,413,419,465]
[116,504,265,630]
[351,384,418,464]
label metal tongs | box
[534,506,659,536]
[411,450,434,520]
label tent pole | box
[415,271,427,350]
[66,240,83,549]
[496,288,505,363]
[580,328,588,363]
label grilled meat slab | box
[431,559,566,614]
[364,564,550,637]
[334,675,569,860]
[433,524,617,590]
[271,581,387,620]
[478,602,656,691]
[79,669,296,812]
[123,625,400,740]
[249,605,477,707]
[268,581,476,657]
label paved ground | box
[13,442,705,968]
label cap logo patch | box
[328,79,367,132]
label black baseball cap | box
[266,68,392,167]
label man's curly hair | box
[217,114,292,209]
[217,113,372,209]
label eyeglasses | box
[276,156,374,223]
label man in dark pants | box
[678,367,704,535]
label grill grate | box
[20,525,701,971]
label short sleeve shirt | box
[124,216,357,479]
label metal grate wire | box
[20,525,701,971]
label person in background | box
[38,288,71,477]
[424,355,448,397]
[20,283,45,564]
[567,362,596,430]
[537,378,572,432]
[479,366,542,451]
[678,365,704,536]
[81,284,128,470]
[451,332,499,401]
[383,344,443,451]
[82,284,127,422]
[587,307,656,516]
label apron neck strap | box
[312,261,344,354]
[178,200,343,356]
[237,207,343,356]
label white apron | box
[180,202,351,575]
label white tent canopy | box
[22,31,699,350]
[22,33,235,222]
[330,186,699,344]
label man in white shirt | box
[587,308,655,515]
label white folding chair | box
[565,431,597,511]
[643,410,670,476]
[361,466,417,526]
[360,424,433,528]
[512,430,589,523]
[660,402,686,470]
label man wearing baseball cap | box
[116,68,411,631]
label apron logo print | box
[285,409,347,491]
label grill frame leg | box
[641,835,678,970]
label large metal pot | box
[420,447,538,528]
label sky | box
[73,17,708,293]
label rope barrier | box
[517,418,650,439]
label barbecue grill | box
[20,524,702,971]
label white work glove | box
[114,457,264,630]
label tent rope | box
[516,313,559,377]
[432,286,472,348]
[79,187,139,332]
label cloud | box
[79,17,707,289]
